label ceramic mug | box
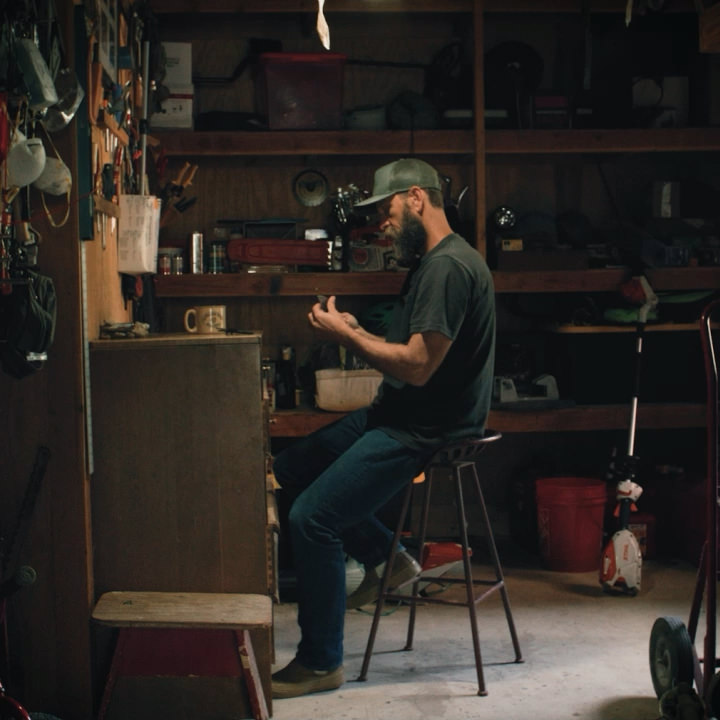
[184,305,226,334]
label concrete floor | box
[271,557,703,720]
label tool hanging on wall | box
[139,40,150,195]
[159,160,198,227]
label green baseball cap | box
[355,158,442,207]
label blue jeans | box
[272,408,433,670]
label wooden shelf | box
[148,0,693,13]
[493,268,627,293]
[553,322,708,334]
[154,271,406,298]
[646,267,720,292]
[489,403,706,433]
[269,409,347,437]
[152,129,474,157]
[149,0,473,13]
[153,128,720,158]
[486,128,720,155]
[495,267,720,293]
[484,0,694,9]
[154,267,720,298]
[269,402,706,437]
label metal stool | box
[358,430,523,696]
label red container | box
[256,52,346,130]
[421,541,468,571]
[536,476,607,572]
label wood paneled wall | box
[0,1,128,716]
[153,11,477,250]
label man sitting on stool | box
[272,157,496,699]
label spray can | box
[190,231,204,274]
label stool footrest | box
[384,580,505,608]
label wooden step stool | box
[92,591,272,720]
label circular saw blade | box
[293,169,329,207]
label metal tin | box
[159,247,184,275]
[209,241,226,274]
[190,231,204,274]
[157,251,172,275]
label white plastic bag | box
[118,195,160,274]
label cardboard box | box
[162,42,192,86]
[151,85,194,129]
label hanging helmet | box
[4,130,46,188]
[33,156,71,195]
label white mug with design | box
[183,305,226,334]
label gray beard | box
[393,209,427,267]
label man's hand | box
[308,295,359,337]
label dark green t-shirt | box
[368,234,496,451]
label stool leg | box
[358,480,413,681]
[97,629,129,720]
[405,470,432,651]
[235,629,269,720]
[470,464,523,663]
[454,465,488,696]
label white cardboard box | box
[315,369,383,411]
[162,42,192,86]
[151,85,194,129]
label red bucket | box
[536,476,607,572]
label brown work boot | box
[346,551,421,610]
[271,657,345,699]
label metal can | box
[157,250,172,275]
[172,252,184,274]
[190,231,204,274]
[209,241,226,274]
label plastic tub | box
[314,369,382,411]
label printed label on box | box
[151,85,194,129]
[162,42,192,86]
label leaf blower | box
[600,276,658,596]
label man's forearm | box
[339,325,445,387]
